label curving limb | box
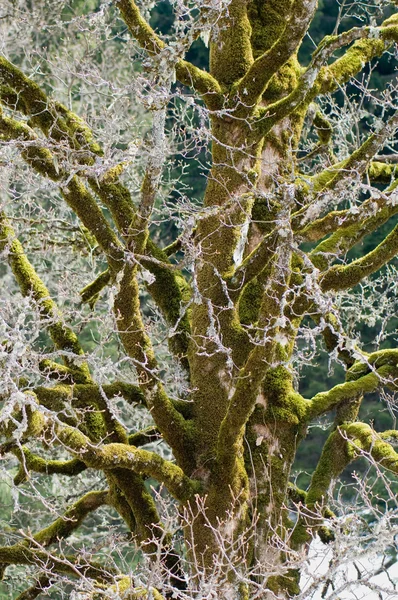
[0,213,91,382]
[320,220,398,291]
[115,0,222,109]
[306,423,398,510]
[254,14,398,136]
[57,425,201,503]
[12,448,86,485]
[236,0,316,111]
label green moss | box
[80,269,111,307]
[54,101,103,156]
[344,423,398,473]
[267,569,300,597]
[307,370,383,419]
[128,426,160,447]
[290,521,311,547]
[33,491,107,547]
[0,115,60,179]
[238,278,263,324]
[321,221,398,291]
[347,349,398,382]
[248,0,293,58]
[210,0,253,87]
[0,57,55,133]
[13,448,86,483]
[0,58,102,158]
[145,241,191,365]
[61,177,124,273]
[242,368,309,554]
[89,176,135,242]
[368,161,397,183]
[116,0,164,55]
[313,110,333,144]
[0,214,92,382]
[318,38,385,95]
[311,195,398,272]
[109,468,161,544]
[263,59,299,104]
[81,411,107,442]
[306,428,355,508]
[264,367,309,424]
[39,359,87,384]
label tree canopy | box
[1,1,398,599]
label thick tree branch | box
[113,259,193,468]
[115,0,222,108]
[368,161,398,183]
[208,0,254,87]
[236,0,316,110]
[306,364,397,420]
[58,426,200,503]
[217,225,294,472]
[310,197,398,271]
[311,111,398,192]
[0,112,124,273]
[0,544,115,583]
[0,213,90,380]
[227,230,279,301]
[307,423,398,509]
[1,53,192,366]
[320,219,398,291]
[128,426,161,447]
[316,15,398,96]
[12,447,86,485]
[254,14,398,136]
[30,490,109,548]
[0,57,102,155]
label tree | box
[1,0,398,598]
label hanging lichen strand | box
[0,1,398,598]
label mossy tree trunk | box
[1,1,398,599]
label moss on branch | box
[34,382,146,413]
[307,422,398,511]
[311,112,398,193]
[0,545,115,583]
[90,170,192,367]
[128,426,161,447]
[58,426,200,502]
[0,213,90,381]
[297,183,398,243]
[209,0,254,87]
[317,15,398,96]
[227,230,278,301]
[13,447,86,485]
[115,0,222,108]
[34,382,152,443]
[310,200,398,271]
[143,240,191,365]
[113,262,193,467]
[321,220,398,291]
[80,269,111,307]
[236,0,316,110]
[32,491,108,547]
[254,15,398,137]
[306,370,385,420]
[39,359,87,385]
[368,161,398,183]
[0,57,101,155]
[0,113,124,273]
